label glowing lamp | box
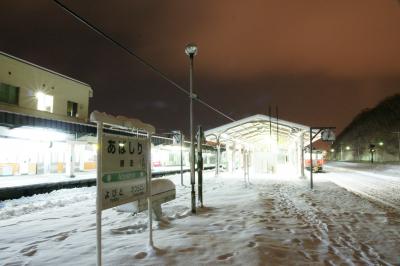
[185,43,198,56]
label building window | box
[0,82,19,105]
[67,101,78,117]
[36,91,53,112]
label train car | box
[304,150,325,172]
[151,144,217,172]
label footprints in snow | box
[111,224,147,235]
[134,251,147,259]
[247,241,257,248]
[19,229,77,257]
[45,229,77,241]
[20,245,38,256]
[217,252,234,260]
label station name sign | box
[101,133,150,210]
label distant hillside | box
[331,94,400,162]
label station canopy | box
[205,114,320,148]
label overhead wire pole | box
[52,0,235,123]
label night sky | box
[1,1,400,134]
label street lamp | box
[185,43,198,57]
[185,43,198,214]
[346,146,351,150]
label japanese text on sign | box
[101,133,149,210]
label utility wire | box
[53,0,235,122]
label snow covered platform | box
[1,171,399,265]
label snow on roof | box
[205,114,317,145]
[90,110,155,134]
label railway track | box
[0,166,215,201]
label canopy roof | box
[205,114,319,146]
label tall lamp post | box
[185,43,198,214]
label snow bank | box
[323,162,400,210]
[151,179,175,195]
[327,161,400,178]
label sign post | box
[96,121,103,266]
[91,111,155,266]
[197,126,204,207]
[147,133,153,247]
[369,144,376,164]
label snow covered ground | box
[1,170,400,265]
[326,161,400,178]
[320,161,400,211]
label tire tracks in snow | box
[267,182,392,265]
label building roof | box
[205,114,319,146]
[0,51,93,95]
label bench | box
[116,179,176,220]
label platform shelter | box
[205,114,320,177]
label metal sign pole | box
[197,126,203,207]
[147,133,153,247]
[96,121,103,266]
[309,127,313,189]
[216,140,220,176]
[243,151,247,186]
[300,133,305,178]
[180,132,184,186]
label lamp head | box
[185,43,198,56]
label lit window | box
[0,82,19,105]
[36,91,53,112]
[67,101,78,117]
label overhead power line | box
[52,0,235,122]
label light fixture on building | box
[35,91,54,112]
[10,127,69,142]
